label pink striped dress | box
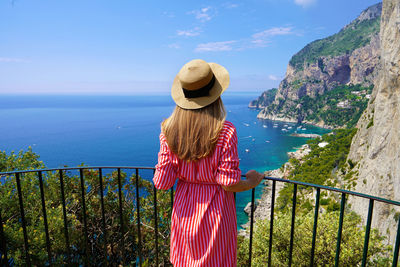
[153,120,241,267]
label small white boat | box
[245,149,250,153]
[282,129,288,132]
[263,125,268,128]
[252,138,255,141]
[288,126,292,129]
[284,124,288,127]
[243,123,250,127]
[273,124,278,128]
[265,140,270,143]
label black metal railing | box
[0,166,400,266]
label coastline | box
[254,108,334,130]
[239,143,312,235]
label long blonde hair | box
[162,97,226,162]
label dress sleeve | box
[215,126,242,186]
[153,133,177,190]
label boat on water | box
[245,149,250,153]
[243,123,250,127]
[282,129,288,132]
[263,125,267,128]
[288,126,292,129]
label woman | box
[153,59,264,266]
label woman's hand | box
[221,170,264,192]
[245,170,264,188]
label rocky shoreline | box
[256,112,334,130]
[291,133,321,138]
[239,144,312,235]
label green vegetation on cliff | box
[278,128,357,210]
[289,16,380,69]
[263,84,372,128]
[249,88,278,108]
[302,84,373,128]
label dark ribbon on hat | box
[182,75,215,98]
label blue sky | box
[0,0,380,94]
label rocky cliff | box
[256,3,382,128]
[248,88,277,109]
[345,0,400,244]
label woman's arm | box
[153,133,177,190]
[221,170,264,192]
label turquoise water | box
[0,93,329,227]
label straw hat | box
[171,59,230,109]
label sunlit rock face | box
[347,0,400,244]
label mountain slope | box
[254,3,382,128]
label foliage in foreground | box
[0,148,172,266]
[238,211,392,266]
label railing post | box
[268,180,276,267]
[98,168,108,265]
[393,216,400,267]
[15,173,31,266]
[117,168,126,266]
[38,171,52,265]
[153,169,159,267]
[170,187,174,207]
[0,208,9,267]
[79,169,90,266]
[248,188,256,267]
[135,168,143,266]
[58,169,71,265]
[334,193,346,267]
[310,188,320,266]
[288,184,297,267]
[361,199,374,267]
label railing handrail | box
[0,166,156,175]
[2,166,399,206]
[263,176,400,206]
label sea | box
[0,93,330,227]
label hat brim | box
[171,62,230,109]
